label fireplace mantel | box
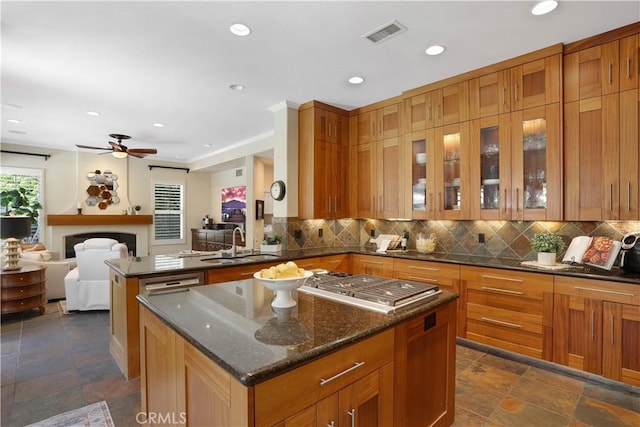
[47,215,153,226]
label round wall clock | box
[270,180,286,201]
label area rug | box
[58,299,69,314]
[25,401,114,427]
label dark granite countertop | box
[107,246,640,285]
[136,278,458,386]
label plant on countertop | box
[263,235,282,245]
[530,232,565,253]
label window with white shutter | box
[153,181,185,244]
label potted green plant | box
[261,235,283,253]
[531,232,565,266]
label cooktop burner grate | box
[302,274,441,311]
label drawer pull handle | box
[610,314,615,345]
[480,317,522,329]
[327,422,335,427]
[481,274,523,283]
[574,287,635,297]
[481,286,523,295]
[409,266,439,272]
[362,261,384,265]
[320,361,365,386]
[406,275,438,283]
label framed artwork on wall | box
[256,200,264,220]
[221,186,246,223]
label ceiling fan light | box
[112,151,128,159]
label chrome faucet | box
[231,226,245,256]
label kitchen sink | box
[201,258,239,265]
[238,254,281,261]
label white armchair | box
[64,238,128,311]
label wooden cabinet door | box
[140,307,179,421]
[332,142,349,218]
[404,129,436,219]
[339,364,393,427]
[440,82,469,125]
[564,42,619,103]
[552,294,603,374]
[511,103,562,221]
[619,34,639,91]
[602,302,640,386]
[470,70,511,119]
[316,394,339,427]
[354,142,375,218]
[376,137,402,218]
[434,122,470,219]
[378,103,402,140]
[564,94,620,220]
[619,89,639,220]
[394,304,457,427]
[405,93,427,132]
[356,111,376,144]
[511,55,561,110]
[470,114,512,220]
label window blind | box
[153,183,184,241]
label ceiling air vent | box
[362,20,407,44]
[235,168,243,177]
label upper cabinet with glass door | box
[470,114,511,220]
[404,129,435,219]
[434,122,470,220]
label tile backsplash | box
[271,217,640,262]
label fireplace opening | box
[64,232,137,259]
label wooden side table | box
[1,264,47,315]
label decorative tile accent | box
[279,218,640,263]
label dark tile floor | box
[2,301,639,426]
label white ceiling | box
[2,1,638,165]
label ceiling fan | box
[76,134,158,158]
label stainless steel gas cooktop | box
[298,273,441,314]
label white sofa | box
[64,238,127,311]
[18,251,77,300]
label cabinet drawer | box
[2,269,45,287]
[351,255,394,277]
[462,266,552,300]
[254,328,394,427]
[393,259,460,280]
[1,294,46,314]
[1,283,44,299]
[466,316,544,359]
[294,257,319,270]
[554,276,640,306]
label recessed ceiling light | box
[153,123,165,128]
[8,130,26,135]
[229,84,245,91]
[425,45,445,56]
[86,111,101,116]
[532,0,558,15]
[230,23,251,36]
[7,119,22,124]
[348,76,365,85]
[204,144,212,148]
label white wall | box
[0,143,213,255]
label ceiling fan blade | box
[109,141,125,151]
[127,148,157,154]
[127,152,146,159]
[76,144,112,151]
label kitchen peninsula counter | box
[137,279,459,426]
[106,246,640,285]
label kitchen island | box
[137,278,459,426]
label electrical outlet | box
[318,228,323,238]
[478,233,485,244]
[294,230,302,239]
